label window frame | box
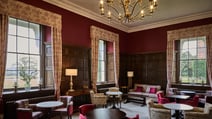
[175,36,208,85]
[4,17,45,92]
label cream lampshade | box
[66,69,78,92]
[127,71,134,77]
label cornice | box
[128,11,212,32]
[43,0,212,33]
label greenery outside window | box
[176,36,207,84]
[97,40,106,82]
[4,17,42,90]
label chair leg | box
[60,113,62,119]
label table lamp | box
[127,71,134,89]
[66,69,78,92]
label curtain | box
[0,15,8,97]
[90,26,119,92]
[167,24,212,94]
[0,0,62,98]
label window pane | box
[8,18,16,35]
[29,23,40,39]
[4,71,17,89]
[180,50,188,59]
[198,37,206,48]
[18,55,29,69]
[30,39,40,54]
[30,55,40,70]
[197,48,206,59]
[181,40,188,49]
[188,38,197,49]
[98,51,104,60]
[6,53,17,70]
[188,48,197,59]
[99,40,104,51]
[101,72,105,82]
[7,35,16,52]
[17,37,29,53]
[17,20,28,37]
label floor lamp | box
[127,71,134,89]
[66,69,78,92]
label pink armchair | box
[156,91,170,104]
[79,104,96,119]
[179,95,199,107]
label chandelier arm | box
[120,0,127,17]
[110,6,120,15]
[130,0,141,18]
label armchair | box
[15,99,43,119]
[147,99,171,119]
[184,102,212,119]
[90,90,107,107]
[156,91,170,104]
[179,95,199,107]
[79,104,96,119]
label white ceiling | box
[43,0,212,33]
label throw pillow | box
[135,86,143,92]
[149,87,157,94]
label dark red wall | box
[18,0,128,53]
[127,17,212,54]
[18,0,212,54]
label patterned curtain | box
[0,0,62,98]
[0,15,8,97]
[167,24,212,94]
[90,26,119,92]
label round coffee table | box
[163,103,193,119]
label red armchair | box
[16,99,43,119]
[156,91,170,104]
[179,95,199,107]
[79,104,96,119]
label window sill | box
[171,83,211,93]
[3,88,54,95]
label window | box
[4,17,42,90]
[97,40,106,82]
[177,36,207,84]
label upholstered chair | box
[53,96,73,119]
[156,91,170,104]
[184,102,212,119]
[147,99,171,119]
[16,99,43,119]
[79,104,96,119]
[90,90,107,107]
[179,95,199,107]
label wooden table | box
[86,108,126,119]
[163,103,193,119]
[106,91,123,108]
[36,101,63,119]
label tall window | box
[97,40,106,82]
[177,36,207,84]
[4,17,41,89]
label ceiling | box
[43,0,212,33]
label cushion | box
[146,87,150,93]
[135,86,143,92]
[149,87,157,94]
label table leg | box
[175,110,180,119]
[112,95,116,109]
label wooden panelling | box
[119,52,167,90]
[62,45,91,95]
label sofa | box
[126,84,161,104]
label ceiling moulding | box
[43,0,212,33]
[43,0,128,32]
[128,11,212,33]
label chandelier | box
[99,0,158,23]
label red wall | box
[127,17,212,54]
[18,0,128,53]
[18,0,212,54]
